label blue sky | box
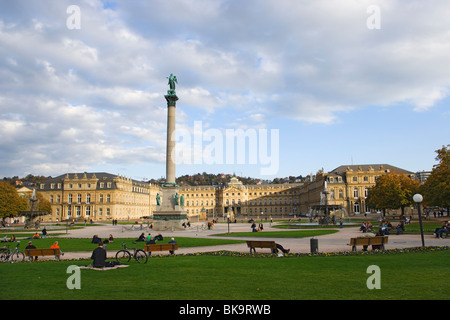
[0,0,449,181]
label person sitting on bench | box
[275,243,290,254]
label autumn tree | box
[366,172,420,216]
[421,145,450,215]
[0,181,28,220]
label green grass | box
[2,237,245,252]
[1,250,449,300]
[213,229,338,238]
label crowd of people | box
[360,218,411,236]
[90,232,177,268]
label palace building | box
[38,172,158,222]
[37,164,415,222]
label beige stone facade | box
[180,176,303,220]
[38,164,415,222]
[38,172,158,222]
[298,164,415,215]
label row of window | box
[43,182,113,190]
[328,188,369,199]
[184,197,299,207]
[54,206,110,217]
[185,206,298,215]
[50,194,111,204]
[327,176,379,183]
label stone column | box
[152,76,187,231]
[165,94,178,185]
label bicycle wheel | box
[134,249,148,264]
[11,252,24,263]
[0,253,7,262]
[115,250,131,263]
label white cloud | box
[1,0,450,177]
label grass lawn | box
[213,229,338,238]
[1,249,449,300]
[2,237,245,252]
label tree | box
[366,172,420,216]
[0,181,28,220]
[421,145,450,214]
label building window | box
[339,189,343,199]
[353,188,359,198]
[99,194,103,203]
[86,194,91,204]
[68,194,73,204]
[353,203,360,214]
[77,194,82,204]
[86,206,91,217]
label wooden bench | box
[24,248,62,261]
[246,240,277,254]
[349,236,388,252]
[144,243,178,255]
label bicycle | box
[115,241,148,264]
[0,241,25,263]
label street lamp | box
[413,194,425,247]
[227,213,230,234]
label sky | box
[0,0,449,181]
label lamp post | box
[227,213,230,234]
[413,194,425,247]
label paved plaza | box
[41,220,448,260]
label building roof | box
[39,172,149,190]
[329,164,414,176]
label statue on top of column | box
[167,73,177,95]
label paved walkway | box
[41,221,448,261]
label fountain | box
[292,181,356,227]
[18,189,50,229]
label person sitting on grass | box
[136,233,145,241]
[91,242,107,268]
[92,235,102,244]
